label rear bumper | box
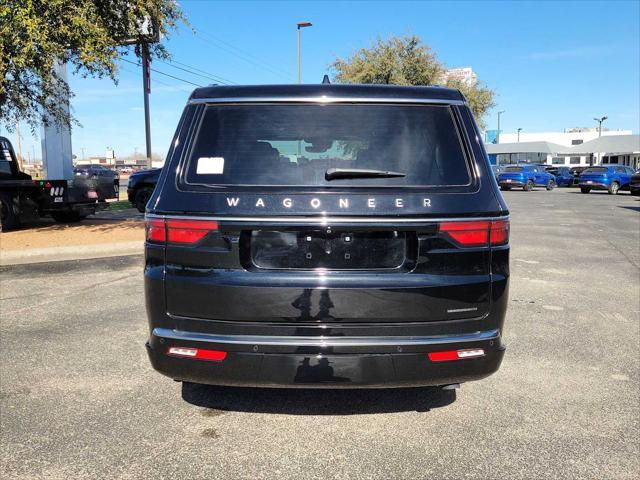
[146,327,505,388]
[579,181,608,189]
[499,180,524,187]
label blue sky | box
[6,0,640,160]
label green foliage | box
[331,34,496,128]
[0,0,185,132]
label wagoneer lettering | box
[224,196,434,210]
[144,84,509,390]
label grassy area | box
[106,200,133,211]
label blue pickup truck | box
[498,165,556,191]
[579,165,635,194]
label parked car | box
[629,170,640,196]
[491,165,503,181]
[498,164,556,191]
[570,166,588,186]
[578,165,635,194]
[127,168,161,212]
[144,84,509,390]
[544,166,573,187]
[73,164,119,200]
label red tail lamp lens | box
[490,219,510,245]
[146,218,166,243]
[167,346,227,361]
[428,349,485,362]
[145,218,218,244]
[166,219,218,244]
[440,220,490,247]
[439,219,509,247]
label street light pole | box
[517,128,523,143]
[594,116,608,137]
[593,116,608,165]
[297,22,312,84]
[497,110,505,143]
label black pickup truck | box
[0,136,117,230]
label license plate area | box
[247,229,413,270]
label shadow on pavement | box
[618,205,640,212]
[181,382,456,415]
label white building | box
[485,134,640,169]
[499,128,632,147]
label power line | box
[157,58,235,85]
[120,58,203,87]
[200,29,296,78]
[119,64,176,88]
[160,58,237,85]
[192,29,292,81]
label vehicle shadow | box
[181,382,456,415]
[618,205,640,212]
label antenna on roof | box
[322,74,331,84]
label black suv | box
[127,168,161,212]
[145,84,510,389]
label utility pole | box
[297,22,312,84]
[496,111,505,144]
[517,128,522,142]
[142,43,152,168]
[15,121,23,170]
[81,147,86,161]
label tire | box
[546,180,556,191]
[607,182,620,195]
[0,193,19,231]
[581,187,591,194]
[523,180,534,191]
[135,187,153,213]
[51,211,86,223]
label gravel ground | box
[0,188,638,479]
[0,208,143,251]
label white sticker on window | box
[196,157,224,174]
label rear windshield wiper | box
[325,167,406,181]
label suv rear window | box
[504,166,523,172]
[184,104,471,187]
[583,167,608,174]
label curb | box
[0,241,144,266]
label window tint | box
[583,167,608,174]
[504,166,523,172]
[0,160,11,175]
[185,104,471,187]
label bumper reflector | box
[167,346,227,361]
[428,348,485,362]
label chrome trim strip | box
[153,327,500,347]
[188,96,466,106]
[145,213,509,224]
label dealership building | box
[485,129,639,169]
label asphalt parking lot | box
[1,188,638,479]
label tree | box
[0,0,185,132]
[331,35,496,128]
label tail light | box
[167,346,227,361]
[428,348,485,362]
[145,218,219,245]
[439,219,509,247]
